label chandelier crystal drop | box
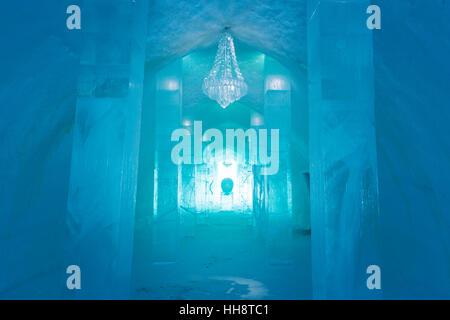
[202,32,248,108]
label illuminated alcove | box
[131,44,312,299]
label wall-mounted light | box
[159,77,180,91]
[251,112,264,126]
[182,118,192,127]
[265,75,290,92]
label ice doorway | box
[131,44,311,299]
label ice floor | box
[132,211,312,299]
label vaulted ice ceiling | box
[145,0,307,71]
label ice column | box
[262,57,293,264]
[65,0,148,298]
[307,0,382,299]
[151,61,182,264]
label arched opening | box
[131,43,311,299]
[58,0,381,300]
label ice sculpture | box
[202,32,248,108]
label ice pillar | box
[152,61,182,264]
[307,0,382,299]
[65,0,148,298]
[262,57,293,263]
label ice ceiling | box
[145,0,307,71]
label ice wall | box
[0,2,80,298]
[373,1,450,299]
[307,0,381,299]
[65,0,148,298]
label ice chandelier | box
[202,32,248,108]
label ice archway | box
[65,0,379,299]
